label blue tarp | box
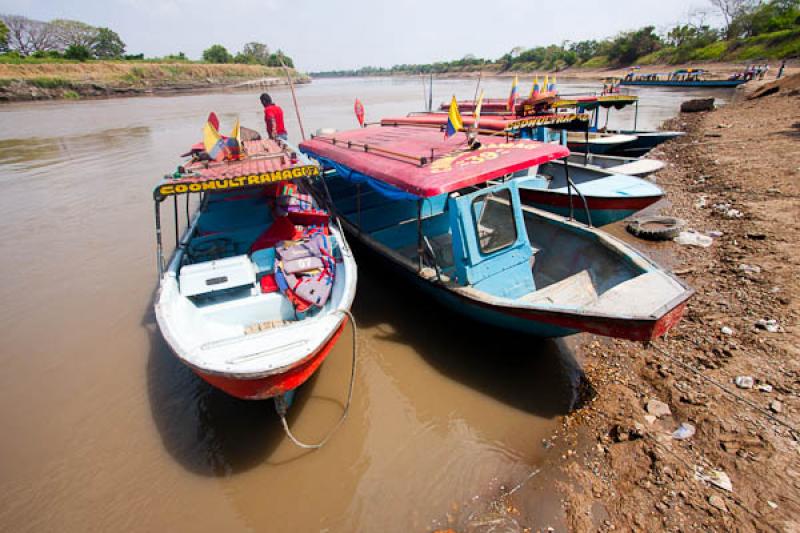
[306,153,420,201]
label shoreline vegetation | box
[0,62,309,103]
[312,0,799,78]
[0,14,305,103]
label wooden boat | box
[517,161,664,226]
[152,137,357,400]
[566,152,665,177]
[566,131,639,155]
[620,69,747,88]
[381,116,664,225]
[300,126,691,340]
[553,95,684,156]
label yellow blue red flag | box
[507,75,518,111]
[203,120,226,161]
[530,76,540,98]
[445,95,463,138]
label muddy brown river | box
[0,78,730,532]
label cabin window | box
[472,189,517,254]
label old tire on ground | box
[626,216,686,241]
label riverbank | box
[313,61,798,82]
[550,75,800,531]
[0,62,310,103]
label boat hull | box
[402,252,686,340]
[567,140,631,155]
[519,185,662,226]
[606,131,684,156]
[343,221,687,341]
[191,318,348,400]
[620,79,746,88]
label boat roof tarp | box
[381,113,590,132]
[299,126,569,198]
[154,139,319,201]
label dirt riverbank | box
[0,62,309,103]
[549,75,800,531]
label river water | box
[0,77,729,532]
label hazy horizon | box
[1,0,718,71]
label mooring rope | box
[275,309,358,449]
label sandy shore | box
[550,75,800,531]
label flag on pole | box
[548,75,557,92]
[224,117,242,160]
[445,95,463,138]
[354,99,365,127]
[203,118,226,161]
[543,75,550,94]
[507,75,518,111]
[530,76,540,98]
[473,89,485,129]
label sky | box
[1,0,717,71]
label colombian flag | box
[203,120,226,162]
[224,117,242,160]
[530,76,540,98]
[445,95,463,138]
[548,75,557,92]
[507,75,518,111]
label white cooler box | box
[179,255,256,297]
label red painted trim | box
[194,318,349,400]
[449,287,689,341]
[519,187,662,211]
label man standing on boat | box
[260,93,288,141]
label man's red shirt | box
[264,104,287,137]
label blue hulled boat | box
[300,126,691,340]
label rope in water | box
[276,309,357,449]
[650,342,799,439]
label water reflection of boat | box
[301,126,691,340]
[152,137,357,400]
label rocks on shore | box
[681,98,715,113]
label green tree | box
[202,44,231,63]
[607,26,662,65]
[64,44,91,61]
[51,19,98,50]
[267,49,293,68]
[235,41,270,65]
[0,19,8,53]
[569,40,600,63]
[92,27,125,58]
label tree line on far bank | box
[0,14,296,68]
[313,0,799,76]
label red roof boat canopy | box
[299,126,569,198]
[381,113,590,133]
[153,139,320,201]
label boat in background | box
[300,126,691,340]
[153,134,357,400]
[517,161,664,226]
[566,152,665,177]
[380,115,664,225]
[620,68,748,88]
[553,95,684,156]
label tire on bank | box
[626,216,686,241]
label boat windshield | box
[473,189,517,254]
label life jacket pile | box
[251,183,336,313]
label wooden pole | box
[279,58,306,141]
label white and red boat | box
[153,135,356,400]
